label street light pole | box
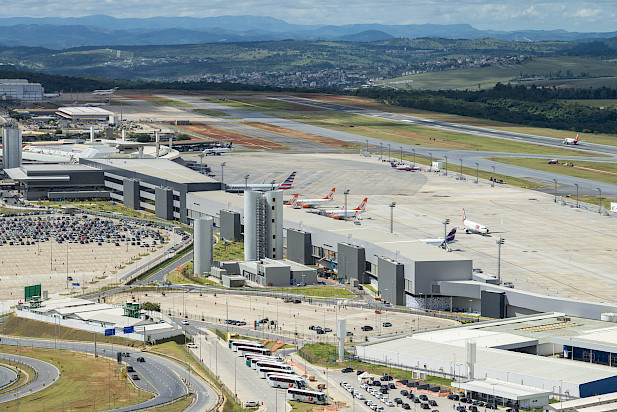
[475,163,479,184]
[344,189,350,219]
[366,139,369,153]
[491,166,495,187]
[221,162,226,185]
[380,143,383,161]
[389,202,396,233]
[496,238,505,285]
[597,187,603,214]
[412,149,416,166]
[459,159,463,180]
[400,146,403,164]
[244,174,250,191]
[443,219,450,240]
[444,156,448,176]
[387,144,391,162]
[574,183,579,208]
[429,152,432,171]
[553,179,558,202]
[198,153,205,174]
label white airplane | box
[390,162,421,171]
[225,172,296,193]
[283,194,299,207]
[324,198,367,220]
[462,209,489,234]
[419,228,457,251]
[203,143,232,155]
[291,188,336,208]
[92,87,119,96]
[563,134,580,145]
[82,101,110,107]
[43,90,63,98]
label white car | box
[361,383,369,390]
[386,401,394,407]
[181,319,189,325]
[355,393,366,400]
[187,343,197,349]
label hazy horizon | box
[2,1,616,33]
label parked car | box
[447,395,459,401]
[421,403,430,410]
[400,390,409,396]
[342,367,354,373]
[429,400,438,406]
[361,325,374,331]
[388,383,395,389]
[456,407,466,412]
[394,398,403,405]
[419,395,428,401]
[485,404,497,410]
[382,322,392,327]
[356,370,365,375]
[187,343,197,349]
[469,406,478,412]
[245,401,260,408]
[380,375,393,381]
[402,404,411,409]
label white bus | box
[287,389,328,404]
[258,368,296,379]
[230,339,264,352]
[245,354,279,367]
[249,356,282,369]
[255,361,293,373]
[266,373,306,389]
[236,346,271,357]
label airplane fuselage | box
[463,219,489,234]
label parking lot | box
[0,213,174,298]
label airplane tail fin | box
[354,198,368,211]
[575,134,579,142]
[462,208,467,222]
[445,228,457,243]
[390,162,396,168]
[277,172,296,189]
[285,194,298,206]
[324,188,335,200]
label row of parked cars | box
[447,395,498,411]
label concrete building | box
[2,120,22,169]
[243,190,283,261]
[194,216,214,276]
[0,79,43,101]
[237,258,317,287]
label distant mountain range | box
[0,15,616,49]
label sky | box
[3,0,617,32]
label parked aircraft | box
[462,209,489,234]
[284,194,299,207]
[419,228,457,251]
[324,198,367,220]
[82,101,110,107]
[293,188,335,208]
[92,87,119,96]
[225,172,296,193]
[203,143,232,155]
[563,134,580,145]
[43,90,63,98]
[390,162,421,171]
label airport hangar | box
[355,312,617,404]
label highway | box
[0,336,218,411]
[0,351,59,403]
[0,364,18,391]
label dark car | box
[469,406,478,412]
[136,357,145,362]
[429,400,438,406]
[356,370,365,375]
[407,393,415,400]
[361,325,373,331]
[388,383,395,389]
[447,395,459,401]
[316,329,325,334]
[126,366,134,372]
[132,374,140,380]
[421,403,430,410]
[347,331,354,336]
[461,398,472,404]
[400,390,409,396]
[394,398,403,405]
[413,398,421,404]
[456,407,466,412]
[402,404,411,410]
[380,388,389,394]
[341,367,354,373]
[324,327,332,332]
[419,395,428,401]
[293,299,302,304]
[380,375,393,381]
[485,404,497,410]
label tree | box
[142,302,161,312]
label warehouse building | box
[355,313,617,402]
[56,107,114,123]
[0,79,43,101]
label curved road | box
[0,336,217,411]
[0,364,18,390]
[0,352,59,403]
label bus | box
[236,346,271,357]
[255,361,293,373]
[250,356,283,369]
[266,373,306,389]
[287,389,328,405]
[230,339,264,352]
[258,368,296,379]
[245,354,279,367]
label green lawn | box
[194,108,231,117]
[166,260,222,287]
[152,98,192,107]
[214,240,244,261]
[272,111,594,156]
[268,286,354,298]
[205,97,320,112]
[362,284,377,294]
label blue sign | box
[72,282,80,286]
[105,328,115,336]
[123,326,134,334]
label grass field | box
[127,94,192,107]
[267,286,354,298]
[0,346,152,411]
[375,56,617,91]
[214,240,244,261]
[273,111,594,156]
[206,97,321,112]
[143,394,194,411]
[194,108,231,117]
[1,314,142,347]
[362,284,377,295]
[166,260,222,287]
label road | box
[140,251,194,285]
[0,364,17,390]
[0,351,59,403]
[0,336,218,411]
